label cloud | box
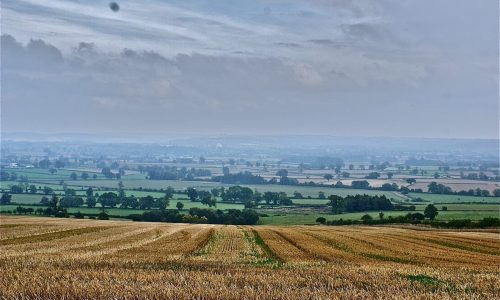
[1,34,63,70]
[341,22,401,45]
[0,0,498,138]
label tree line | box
[128,208,259,225]
[145,166,211,180]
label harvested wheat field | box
[0,216,499,299]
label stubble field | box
[0,216,499,299]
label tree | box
[365,172,380,179]
[424,204,438,220]
[97,211,109,220]
[293,191,303,199]
[43,186,54,195]
[361,214,373,224]
[164,186,175,199]
[324,174,333,181]
[316,217,326,224]
[199,191,216,207]
[86,187,94,197]
[117,181,125,202]
[176,201,184,211]
[74,211,84,219]
[318,191,326,199]
[123,196,139,209]
[263,192,276,205]
[86,196,97,208]
[49,194,59,208]
[157,198,170,210]
[39,158,51,169]
[433,172,440,179]
[29,185,37,194]
[186,188,198,201]
[342,172,350,178]
[222,166,230,176]
[40,196,49,205]
[387,172,394,179]
[10,185,24,194]
[349,164,354,170]
[379,212,384,220]
[0,193,12,204]
[69,173,78,180]
[139,196,155,210]
[0,171,10,181]
[328,195,344,214]
[223,186,253,203]
[81,172,89,180]
[381,183,398,191]
[276,169,288,178]
[406,178,416,185]
[99,192,119,208]
[101,167,114,179]
[49,168,57,174]
[351,180,370,189]
[55,159,65,169]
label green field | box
[8,194,46,205]
[2,168,498,225]
[408,192,500,203]
[291,198,330,205]
[0,204,147,216]
[0,199,244,216]
[37,178,407,200]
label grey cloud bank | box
[1,0,498,138]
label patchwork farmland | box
[1,216,499,299]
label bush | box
[316,217,326,224]
[74,211,85,219]
[54,211,69,218]
[98,211,109,220]
[446,219,472,228]
[477,217,500,227]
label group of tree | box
[185,188,217,207]
[1,193,12,204]
[427,182,497,197]
[460,171,498,181]
[69,172,96,180]
[327,194,393,214]
[1,171,18,181]
[36,194,69,217]
[146,166,211,180]
[212,171,267,184]
[129,208,259,225]
[7,183,34,194]
[320,213,498,229]
[100,167,126,179]
[185,185,294,208]
[97,192,172,210]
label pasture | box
[408,192,500,204]
[0,216,498,299]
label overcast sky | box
[1,0,498,139]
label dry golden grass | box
[0,216,499,299]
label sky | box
[1,0,498,139]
